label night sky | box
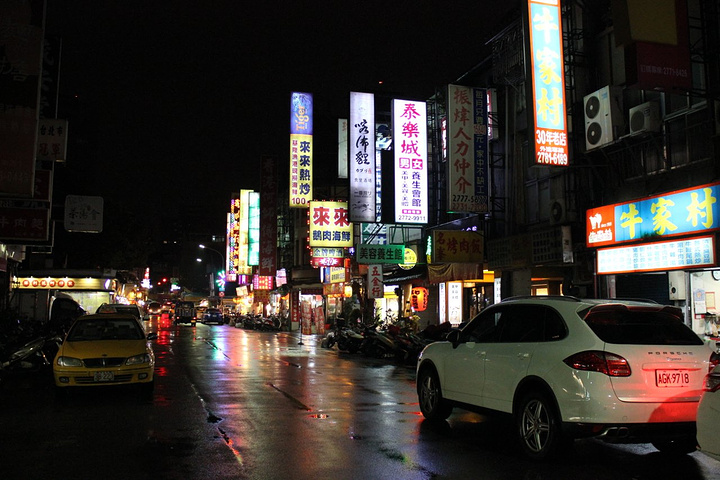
[43,1,519,254]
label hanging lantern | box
[411,286,429,312]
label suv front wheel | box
[515,391,568,460]
[417,367,453,421]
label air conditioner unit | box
[583,86,622,151]
[668,270,686,300]
[629,101,661,135]
[549,199,566,224]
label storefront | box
[291,286,325,334]
[588,182,719,333]
[12,270,117,321]
[431,268,495,326]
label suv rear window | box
[583,305,703,346]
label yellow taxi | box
[53,313,157,394]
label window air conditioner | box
[629,101,662,135]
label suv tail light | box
[563,351,632,377]
[704,372,720,392]
[709,350,720,373]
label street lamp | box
[198,244,226,296]
[199,244,225,269]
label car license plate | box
[94,371,114,382]
[655,369,690,387]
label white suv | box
[416,296,719,460]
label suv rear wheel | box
[651,437,697,455]
[417,367,453,421]
[516,391,568,460]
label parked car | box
[96,303,144,323]
[202,308,223,325]
[416,296,719,460]
[696,363,720,461]
[53,313,157,394]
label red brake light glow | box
[563,351,632,377]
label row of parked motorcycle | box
[0,313,73,384]
[320,319,454,365]
[232,313,288,332]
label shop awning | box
[427,263,484,284]
[383,264,427,285]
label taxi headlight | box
[126,353,150,365]
[56,356,83,367]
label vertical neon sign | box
[289,92,313,207]
[392,99,428,224]
[527,0,568,166]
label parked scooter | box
[335,327,364,353]
[359,323,405,359]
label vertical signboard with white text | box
[526,0,569,166]
[289,92,313,207]
[338,119,348,179]
[447,85,489,213]
[392,99,428,224]
[349,92,377,223]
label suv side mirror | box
[147,332,158,340]
[446,329,462,348]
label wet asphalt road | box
[1,318,720,480]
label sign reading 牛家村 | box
[349,92,376,222]
[447,85,489,213]
[392,99,428,224]
[356,244,405,264]
[526,0,569,166]
[309,201,352,248]
[289,92,313,208]
[586,182,720,247]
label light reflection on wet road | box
[1,318,719,480]
[167,321,720,480]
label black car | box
[202,308,223,325]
